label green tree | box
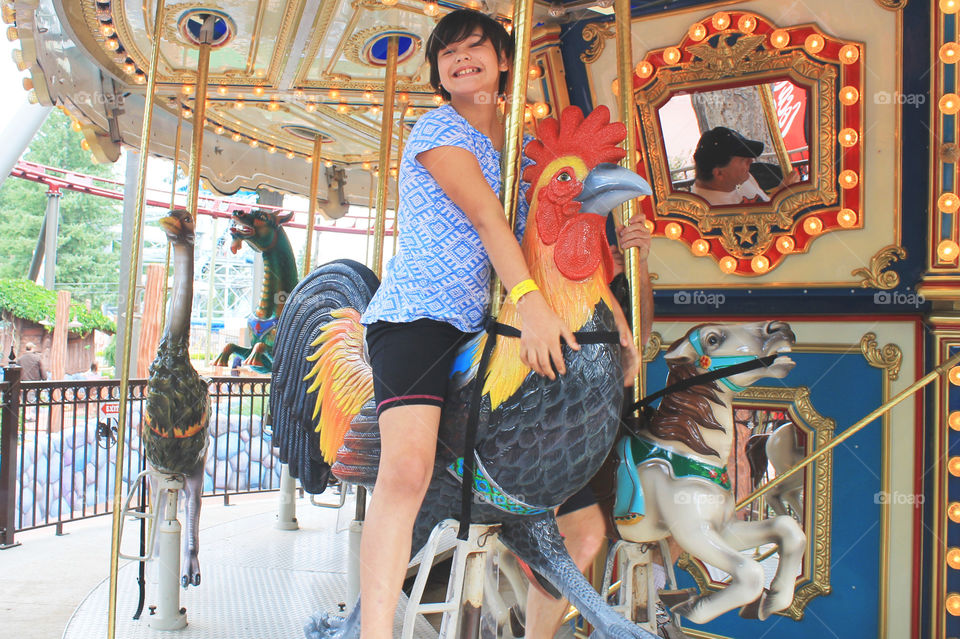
[0,108,121,308]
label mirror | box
[658,80,811,204]
[632,12,864,273]
[677,385,834,619]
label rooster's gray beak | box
[574,163,652,216]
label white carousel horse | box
[753,422,805,520]
[614,321,806,623]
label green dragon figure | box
[214,208,299,374]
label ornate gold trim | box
[874,0,908,9]
[580,23,616,64]
[677,385,834,620]
[860,332,903,381]
[852,245,907,289]
[642,332,663,363]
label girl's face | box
[436,29,508,102]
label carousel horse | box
[269,105,657,639]
[214,208,298,373]
[746,422,805,520]
[614,322,806,623]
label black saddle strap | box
[627,354,779,413]
[457,320,620,539]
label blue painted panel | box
[645,350,884,637]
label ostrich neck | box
[164,239,194,341]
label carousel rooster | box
[142,209,209,587]
[270,105,655,638]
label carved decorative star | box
[736,227,757,245]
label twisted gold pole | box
[737,349,960,511]
[371,36,398,279]
[303,135,322,277]
[491,0,534,316]
[614,0,644,398]
[107,2,166,636]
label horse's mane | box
[645,361,726,457]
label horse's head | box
[666,321,795,392]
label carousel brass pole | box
[492,0,534,317]
[159,107,184,330]
[366,171,375,265]
[757,84,791,178]
[736,349,960,511]
[371,36,398,278]
[107,2,166,637]
[614,0,644,397]
[303,135,322,277]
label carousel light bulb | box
[737,15,757,33]
[306,156,313,164]
[524,108,533,122]
[838,170,859,188]
[249,139,259,148]
[134,72,146,84]
[664,222,683,239]
[804,217,823,235]
[533,102,550,118]
[390,167,398,178]
[943,0,960,13]
[770,30,790,49]
[99,23,115,37]
[837,209,858,227]
[363,90,373,101]
[839,86,860,105]
[938,239,960,261]
[325,160,333,167]
[398,92,410,103]
[528,65,543,79]
[711,12,731,30]
[950,457,960,477]
[329,89,340,100]
[424,2,440,17]
[663,47,681,65]
[433,93,444,105]
[950,502,960,522]
[217,84,228,95]
[286,151,295,159]
[268,146,276,154]
[839,44,860,64]
[942,43,960,64]
[337,103,349,114]
[948,593,960,616]
[182,84,193,95]
[5,26,16,42]
[751,255,770,273]
[635,60,654,78]
[362,161,372,171]
[268,100,280,111]
[777,236,795,253]
[232,133,242,142]
[941,193,960,213]
[369,105,381,115]
[305,102,316,112]
[105,37,119,51]
[253,85,265,96]
[643,219,655,232]
[804,34,825,54]
[234,99,244,109]
[204,99,211,110]
[181,107,192,118]
[948,548,960,569]
[691,239,710,256]
[719,256,738,274]
[214,125,224,135]
[688,23,707,41]
[123,60,136,74]
[838,128,859,147]
[949,366,960,386]
[80,139,90,151]
[381,0,398,5]
[941,93,960,115]
[71,119,82,132]
[950,411,960,430]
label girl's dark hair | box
[425,9,514,101]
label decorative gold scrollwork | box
[852,245,907,289]
[874,0,908,9]
[642,332,663,363]
[860,333,903,381]
[580,23,616,64]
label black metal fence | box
[0,366,279,546]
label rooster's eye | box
[556,171,572,182]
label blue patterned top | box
[361,105,533,332]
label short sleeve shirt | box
[361,105,533,332]
[691,175,770,206]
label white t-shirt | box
[691,175,770,206]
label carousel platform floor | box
[1,490,443,639]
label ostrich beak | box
[158,215,182,235]
[574,163,652,216]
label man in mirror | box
[691,126,799,206]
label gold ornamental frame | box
[677,385,834,621]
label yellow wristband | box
[509,278,539,305]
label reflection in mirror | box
[658,80,810,206]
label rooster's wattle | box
[269,105,654,639]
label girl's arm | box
[618,213,654,347]
[418,145,578,379]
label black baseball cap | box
[693,127,764,180]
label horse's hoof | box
[658,587,698,610]
[304,612,356,639]
[738,588,769,620]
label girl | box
[358,9,641,635]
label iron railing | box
[0,366,279,545]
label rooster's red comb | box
[523,105,627,192]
